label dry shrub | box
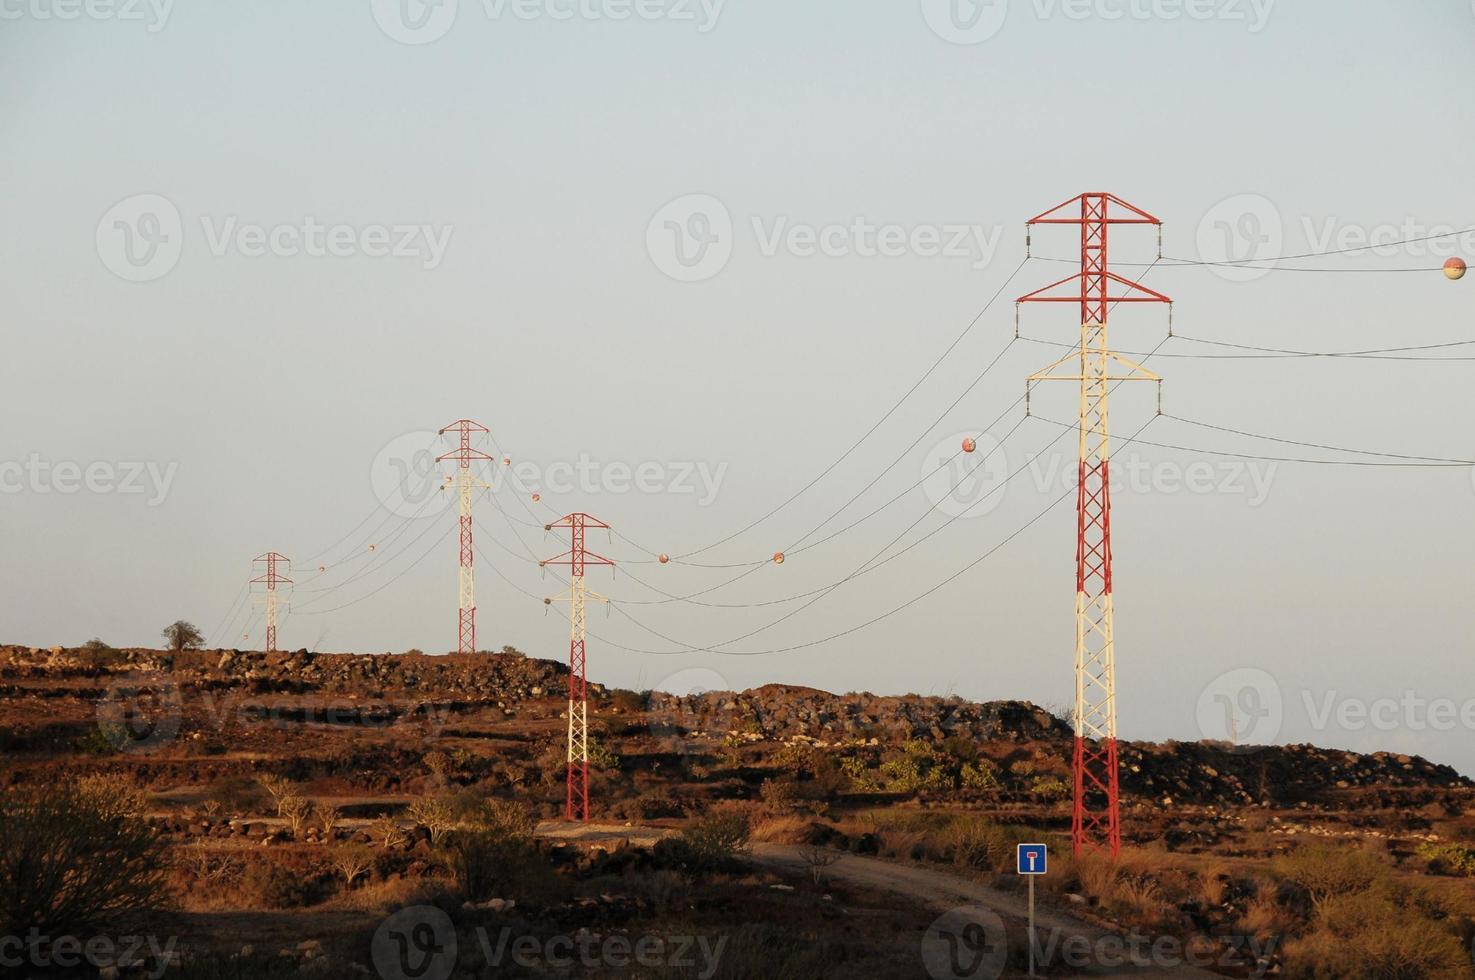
[759,778,803,814]
[74,772,149,821]
[1196,862,1233,907]
[0,783,170,937]
[1271,843,1387,911]
[945,816,1036,875]
[1281,910,1470,980]
[1237,893,1299,941]
[680,805,752,863]
[877,828,930,862]
[242,861,314,909]
[627,869,687,914]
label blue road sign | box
[1016,843,1047,875]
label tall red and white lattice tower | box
[251,552,292,653]
[541,513,613,823]
[1018,193,1171,859]
[437,420,493,655]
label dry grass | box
[325,876,448,914]
[750,814,813,845]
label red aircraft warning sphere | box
[962,437,977,453]
[503,456,511,465]
[531,493,541,502]
[1446,257,1467,281]
[773,552,785,565]
[658,554,670,564]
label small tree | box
[161,621,204,653]
[370,814,406,849]
[258,774,293,816]
[280,795,311,837]
[332,844,375,889]
[800,846,842,887]
[406,795,456,845]
[423,750,451,781]
[315,804,340,839]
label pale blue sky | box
[3,1,1475,771]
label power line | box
[1033,416,1472,468]
[1160,413,1475,465]
[615,256,1033,564]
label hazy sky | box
[4,1,1475,772]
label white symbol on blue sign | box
[1016,843,1047,875]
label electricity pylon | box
[1018,193,1171,860]
[438,420,493,655]
[251,552,292,652]
[541,513,613,822]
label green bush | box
[1417,840,1475,877]
[961,759,1001,791]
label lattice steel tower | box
[1018,193,1171,859]
[438,420,493,655]
[251,552,292,653]
[541,513,613,822]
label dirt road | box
[748,843,1226,977]
[537,823,1227,977]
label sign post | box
[1016,843,1048,978]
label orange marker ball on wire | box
[1446,257,1467,281]
[658,554,670,564]
[773,552,785,565]
[962,437,977,454]
[531,493,541,502]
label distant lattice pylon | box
[541,513,613,823]
[250,552,292,652]
[437,420,493,654]
[1018,192,1171,860]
